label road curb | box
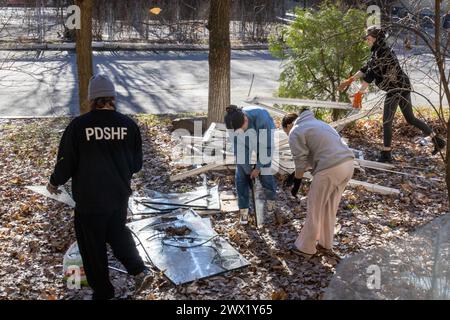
[0,42,269,51]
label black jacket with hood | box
[50,109,143,212]
[360,39,411,92]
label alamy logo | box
[367,5,381,28]
[367,265,381,290]
[66,265,81,290]
[66,5,161,30]
[66,5,81,30]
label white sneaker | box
[239,209,249,225]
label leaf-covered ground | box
[0,113,447,300]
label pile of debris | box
[171,130,400,197]
[170,96,444,197]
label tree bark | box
[207,0,231,126]
[432,0,450,198]
[75,0,93,114]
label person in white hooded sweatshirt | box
[282,110,355,259]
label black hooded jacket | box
[50,109,143,212]
[360,40,411,92]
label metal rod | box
[108,266,127,274]
[137,200,208,209]
[183,193,209,205]
[247,73,255,97]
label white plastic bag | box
[63,242,89,288]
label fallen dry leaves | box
[0,114,447,300]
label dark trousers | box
[74,205,145,300]
[383,89,432,148]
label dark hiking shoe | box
[377,150,393,163]
[134,268,154,294]
[289,245,314,261]
[432,136,446,155]
[316,244,342,262]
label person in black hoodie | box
[339,26,446,163]
[47,74,152,300]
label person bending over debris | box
[224,105,277,225]
[339,26,445,163]
[47,74,153,300]
[282,110,354,260]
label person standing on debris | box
[339,26,445,162]
[47,74,152,300]
[282,110,354,259]
[224,105,277,225]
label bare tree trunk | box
[75,0,93,114]
[433,0,450,199]
[207,0,231,126]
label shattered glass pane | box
[26,185,75,207]
[128,186,220,215]
[324,212,450,300]
[127,209,250,285]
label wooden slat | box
[202,122,216,143]
[330,106,383,130]
[246,96,353,110]
[170,159,236,182]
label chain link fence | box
[0,0,287,44]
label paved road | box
[0,49,446,117]
[0,50,281,117]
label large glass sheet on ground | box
[128,186,220,215]
[127,209,250,285]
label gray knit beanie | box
[88,74,116,100]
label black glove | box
[246,175,254,190]
[291,178,302,197]
[283,172,296,188]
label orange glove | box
[352,91,363,109]
[338,76,355,92]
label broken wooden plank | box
[330,106,383,130]
[357,159,396,170]
[245,96,353,110]
[219,191,239,213]
[170,159,236,182]
[302,172,400,195]
[249,101,288,117]
[347,179,400,195]
[184,143,204,155]
[202,122,216,143]
[215,123,227,131]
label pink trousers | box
[295,160,354,255]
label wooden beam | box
[330,106,383,130]
[357,159,396,170]
[245,96,353,110]
[170,159,235,182]
[248,101,288,117]
[347,179,400,195]
[303,172,399,195]
[219,191,239,212]
[202,122,216,143]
